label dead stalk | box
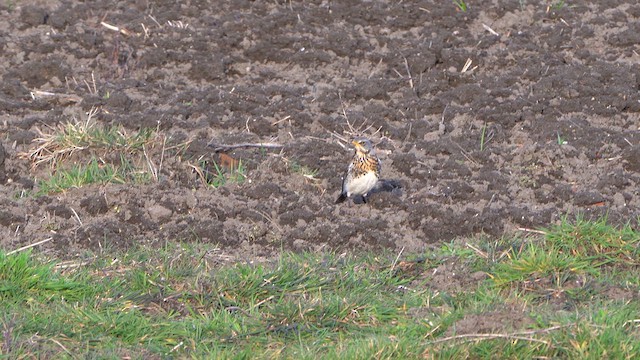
[426,324,576,347]
[7,238,53,255]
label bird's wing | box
[341,163,353,193]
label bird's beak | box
[351,140,363,150]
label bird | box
[336,137,381,204]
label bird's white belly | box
[346,171,378,196]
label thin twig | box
[450,141,479,165]
[29,90,82,103]
[466,242,487,259]
[461,58,473,73]
[143,144,157,182]
[251,209,282,233]
[402,55,414,89]
[404,122,412,142]
[54,260,92,270]
[207,142,284,153]
[271,115,291,126]
[100,21,132,36]
[251,295,275,310]
[8,238,53,255]
[90,72,97,95]
[432,333,549,345]
[427,324,574,346]
[390,247,405,273]
[141,23,150,39]
[517,228,547,235]
[158,134,166,178]
[623,137,633,147]
[482,23,499,36]
[168,341,184,353]
[188,161,208,186]
[70,207,83,226]
[368,58,384,79]
[48,337,72,356]
[147,15,162,28]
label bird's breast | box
[345,170,378,196]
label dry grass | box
[25,107,159,169]
[21,107,191,195]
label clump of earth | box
[2,0,640,261]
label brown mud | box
[2,1,640,262]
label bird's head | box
[352,137,374,155]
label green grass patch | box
[0,252,82,300]
[35,156,151,195]
[1,218,639,358]
[490,241,596,288]
[544,216,640,266]
[485,217,640,294]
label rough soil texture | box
[2,1,640,261]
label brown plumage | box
[336,137,381,204]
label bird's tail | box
[335,193,347,204]
[373,179,402,193]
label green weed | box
[557,131,567,145]
[453,0,468,12]
[289,160,319,180]
[193,159,246,187]
[549,0,567,11]
[480,122,488,151]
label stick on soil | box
[207,142,284,153]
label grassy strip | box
[1,218,639,358]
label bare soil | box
[1,1,639,268]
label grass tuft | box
[480,122,488,151]
[453,0,468,12]
[490,240,595,288]
[289,160,319,180]
[23,108,179,195]
[544,216,640,266]
[191,159,246,187]
[0,251,82,300]
[35,156,151,195]
[28,108,156,169]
